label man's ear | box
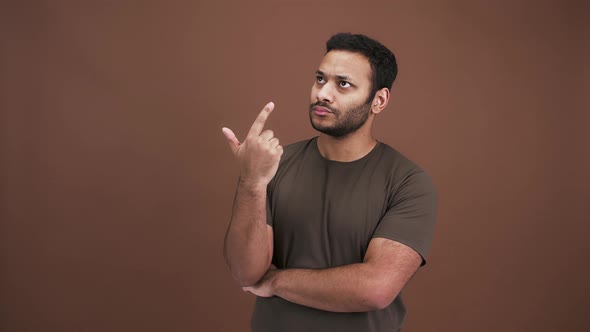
[371,88,390,114]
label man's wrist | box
[238,177,268,192]
[268,269,282,296]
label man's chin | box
[310,123,346,138]
[310,117,330,132]
[310,114,350,137]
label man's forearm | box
[224,179,272,286]
[270,263,397,312]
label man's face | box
[309,50,374,137]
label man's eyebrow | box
[315,70,353,81]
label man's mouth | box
[313,106,331,116]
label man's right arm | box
[223,180,274,286]
[221,102,282,287]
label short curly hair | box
[326,33,398,101]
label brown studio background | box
[1,0,588,331]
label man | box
[221,33,437,332]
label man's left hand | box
[242,265,278,297]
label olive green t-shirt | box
[252,137,437,332]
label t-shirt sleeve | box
[372,170,438,266]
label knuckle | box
[257,136,267,145]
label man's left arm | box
[243,237,422,312]
[244,170,437,312]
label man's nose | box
[316,83,334,103]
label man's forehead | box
[317,50,371,81]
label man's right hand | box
[222,102,283,188]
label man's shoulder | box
[376,142,424,173]
[373,142,436,193]
[380,143,436,192]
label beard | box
[309,100,372,138]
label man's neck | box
[316,131,377,162]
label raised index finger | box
[247,102,274,138]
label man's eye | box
[316,76,325,83]
[339,81,351,88]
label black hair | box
[326,33,397,101]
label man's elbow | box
[367,296,393,311]
[362,283,400,311]
[224,255,270,287]
[234,275,261,288]
[230,268,265,287]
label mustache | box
[310,102,339,115]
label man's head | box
[309,33,397,138]
[326,33,398,101]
